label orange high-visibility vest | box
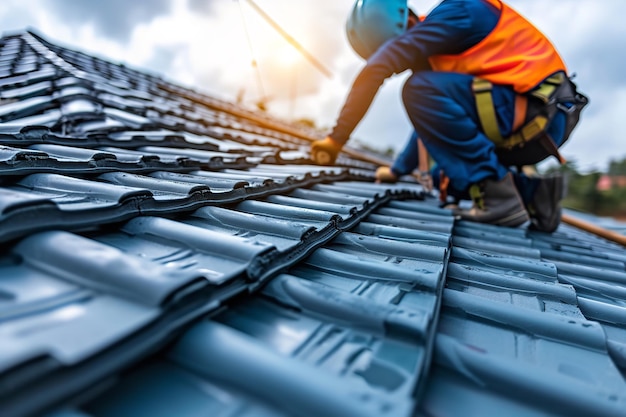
[428,0,567,93]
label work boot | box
[526,173,564,233]
[454,172,530,227]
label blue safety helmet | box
[346,0,409,59]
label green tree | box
[608,158,626,175]
[562,171,599,212]
[544,157,626,218]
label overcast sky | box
[1,0,624,173]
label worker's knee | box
[402,71,475,119]
[403,72,491,133]
[402,72,436,108]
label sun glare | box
[275,44,300,67]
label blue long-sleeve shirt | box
[329,0,500,145]
[391,131,420,176]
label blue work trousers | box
[401,71,566,195]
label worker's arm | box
[311,0,500,164]
[310,48,421,164]
[327,39,429,148]
[391,130,420,176]
[311,39,428,165]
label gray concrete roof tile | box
[83,362,288,417]
[1,30,625,417]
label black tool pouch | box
[496,74,589,167]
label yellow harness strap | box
[472,74,567,163]
[472,78,505,146]
[530,73,565,103]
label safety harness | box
[472,72,587,167]
[438,72,588,206]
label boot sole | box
[494,209,530,227]
[456,207,530,227]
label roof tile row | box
[0,30,624,417]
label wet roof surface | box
[0,30,625,417]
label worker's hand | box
[375,166,398,183]
[311,136,342,165]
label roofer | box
[310,0,588,232]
